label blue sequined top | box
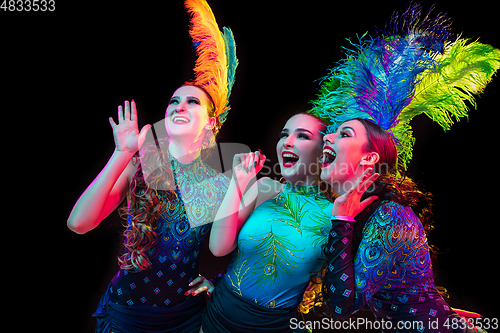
[107,156,230,308]
[326,200,461,332]
[224,182,333,308]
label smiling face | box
[320,119,380,195]
[276,114,326,185]
[165,85,215,140]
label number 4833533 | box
[1,0,55,11]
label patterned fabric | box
[100,156,229,310]
[326,200,465,332]
[224,181,333,308]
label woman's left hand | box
[185,275,215,297]
[332,168,379,218]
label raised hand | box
[332,168,379,219]
[109,100,151,154]
[231,150,266,190]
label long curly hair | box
[118,85,216,271]
[299,118,434,316]
[117,140,174,271]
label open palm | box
[109,100,151,154]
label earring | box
[202,130,212,149]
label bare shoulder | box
[254,177,284,208]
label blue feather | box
[350,36,438,130]
[309,2,453,169]
[379,2,452,53]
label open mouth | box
[172,116,190,124]
[320,146,336,167]
[282,151,299,167]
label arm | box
[209,151,279,257]
[67,100,150,234]
[67,151,136,234]
[327,201,417,319]
[323,169,379,318]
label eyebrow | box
[281,128,314,135]
[169,95,201,102]
[336,126,355,134]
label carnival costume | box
[93,0,238,332]
[202,182,335,332]
[309,2,499,332]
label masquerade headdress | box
[310,2,500,170]
[184,0,239,134]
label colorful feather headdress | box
[310,2,500,170]
[184,0,238,134]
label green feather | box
[402,38,500,131]
[219,26,238,125]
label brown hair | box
[117,141,173,271]
[353,118,433,234]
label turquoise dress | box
[224,181,333,308]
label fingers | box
[185,276,214,296]
[184,284,208,296]
[131,100,137,122]
[138,124,152,149]
[189,276,202,286]
[256,150,266,171]
[359,195,379,211]
[118,104,124,122]
[359,172,379,194]
[243,153,255,172]
[235,150,266,173]
[451,308,482,318]
[116,100,136,123]
[109,116,117,129]
[124,100,131,121]
[353,168,379,194]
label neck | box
[288,175,321,188]
[168,136,203,164]
[333,170,365,197]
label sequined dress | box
[93,156,230,333]
[326,200,471,332]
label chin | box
[167,125,196,138]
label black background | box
[2,0,498,331]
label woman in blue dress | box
[310,3,499,331]
[67,0,239,331]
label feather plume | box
[401,38,500,130]
[184,0,238,127]
[380,2,452,53]
[218,26,238,124]
[310,33,438,133]
[310,2,454,169]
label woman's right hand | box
[331,168,379,219]
[232,150,266,189]
[109,100,151,154]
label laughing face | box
[320,119,379,195]
[276,114,326,185]
[165,85,215,140]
